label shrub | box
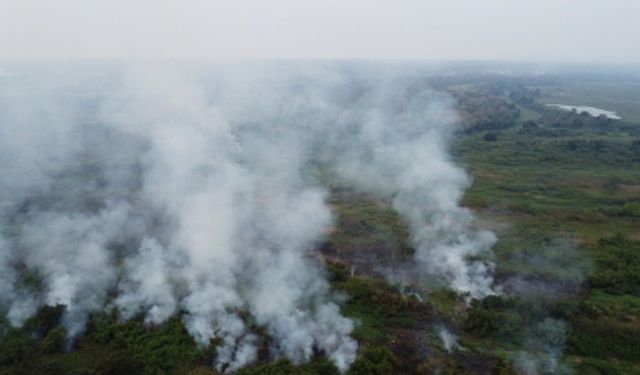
[0,328,37,365]
[40,326,66,354]
[484,132,498,142]
[347,347,398,375]
[589,235,640,295]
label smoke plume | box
[437,325,461,353]
[0,62,495,371]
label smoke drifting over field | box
[0,62,495,371]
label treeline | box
[450,88,521,132]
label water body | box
[547,104,621,120]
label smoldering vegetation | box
[0,62,497,372]
[437,325,461,353]
[458,236,592,374]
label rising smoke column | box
[333,83,496,298]
[246,69,497,299]
[0,62,496,372]
[0,67,125,329]
[100,65,357,371]
[345,78,497,299]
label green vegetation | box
[447,76,640,374]
[0,310,203,375]
[324,191,414,264]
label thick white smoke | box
[98,65,357,371]
[328,85,497,298]
[115,237,178,325]
[0,62,495,372]
[245,68,497,298]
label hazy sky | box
[1,0,639,63]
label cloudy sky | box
[1,0,639,63]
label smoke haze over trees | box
[0,62,496,372]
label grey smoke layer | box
[0,62,495,371]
